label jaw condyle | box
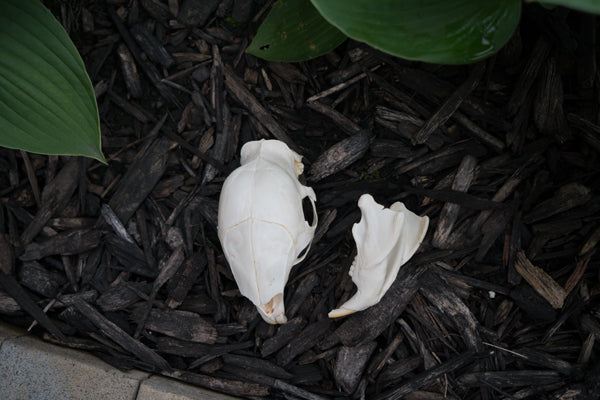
[217,140,317,324]
[328,194,429,318]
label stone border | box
[0,321,237,400]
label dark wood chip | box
[139,0,173,21]
[18,261,64,298]
[458,370,563,388]
[96,282,150,312]
[156,336,253,358]
[507,36,551,116]
[334,341,377,393]
[306,100,362,135]
[20,229,101,261]
[513,251,567,309]
[21,158,80,245]
[329,263,426,348]
[276,318,332,366]
[72,297,171,371]
[420,271,484,352]
[0,290,21,313]
[104,233,155,277]
[108,92,154,123]
[533,57,571,143]
[202,44,228,184]
[108,137,171,224]
[286,272,319,320]
[524,183,592,224]
[0,272,66,340]
[568,113,600,153]
[375,351,475,400]
[164,369,269,397]
[133,246,186,337]
[177,0,219,27]
[108,5,181,107]
[224,65,297,149]
[379,355,422,385]
[509,284,557,322]
[512,348,574,375]
[223,353,293,380]
[261,316,306,358]
[370,139,413,159]
[132,308,217,343]
[412,63,485,145]
[167,250,206,308]
[0,233,14,275]
[116,43,143,98]
[431,155,478,248]
[309,130,373,182]
[130,24,174,68]
[406,187,504,211]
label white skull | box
[218,140,317,324]
[329,194,428,318]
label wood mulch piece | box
[1,1,599,399]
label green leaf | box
[310,0,521,65]
[529,0,600,14]
[247,0,347,62]
[0,0,105,162]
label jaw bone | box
[218,140,317,324]
[329,194,428,318]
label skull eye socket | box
[302,196,316,227]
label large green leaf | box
[310,0,521,64]
[0,0,105,162]
[247,0,347,62]
[530,0,600,14]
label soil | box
[1,1,599,399]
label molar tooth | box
[218,140,317,324]
[328,194,428,318]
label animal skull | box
[218,140,317,324]
[328,194,428,318]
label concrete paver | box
[0,321,240,400]
[0,334,149,400]
[137,376,238,400]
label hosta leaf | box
[530,0,600,14]
[247,0,347,62]
[310,0,521,65]
[0,0,105,162]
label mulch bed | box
[1,1,599,399]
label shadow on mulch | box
[1,1,599,399]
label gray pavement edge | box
[0,321,238,400]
